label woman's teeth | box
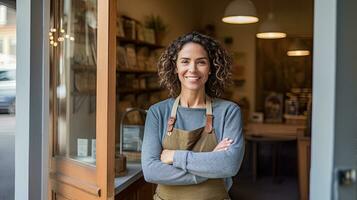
[185,76,200,80]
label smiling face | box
[176,42,211,93]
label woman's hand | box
[161,149,175,164]
[213,138,233,152]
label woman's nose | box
[188,62,197,72]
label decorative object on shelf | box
[145,14,168,45]
[115,154,127,176]
[117,46,128,69]
[117,17,125,37]
[125,44,137,69]
[136,23,145,41]
[285,93,299,115]
[122,17,136,40]
[222,0,259,24]
[143,28,156,44]
[136,47,149,70]
[264,92,283,123]
[77,138,88,157]
[251,112,264,123]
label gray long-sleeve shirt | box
[141,97,245,190]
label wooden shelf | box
[118,87,162,95]
[117,68,157,74]
[72,90,96,96]
[117,36,164,49]
[72,64,96,72]
[72,64,157,74]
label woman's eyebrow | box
[196,57,209,60]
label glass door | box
[49,0,116,199]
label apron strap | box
[166,95,213,133]
[166,97,180,133]
[204,96,213,133]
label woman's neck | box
[179,89,206,108]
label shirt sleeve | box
[141,107,208,185]
[172,104,245,178]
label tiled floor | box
[229,174,299,200]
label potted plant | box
[145,15,168,45]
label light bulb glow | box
[287,50,310,56]
[256,32,287,39]
[222,16,259,24]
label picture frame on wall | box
[264,92,284,123]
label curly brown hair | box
[157,31,232,98]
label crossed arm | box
[141,105,244,185]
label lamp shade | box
[222,0,259,24]
[287,38,310,56]
[256,13,286,39]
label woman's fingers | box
[213,138,233,152]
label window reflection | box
[51,0,97,166]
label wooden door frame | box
[48,0,116,199]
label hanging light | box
[222,0,259,24]
[287,38,310,56]
[256,13,286,39]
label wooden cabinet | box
[115,177,156,200]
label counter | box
[114,162,143,195]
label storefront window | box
[51,0,97,166]
[0,2,15,199]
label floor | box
[229,174,299,200]
[0,115,15,200]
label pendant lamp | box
[222,0,259,24]
[287,38,310,56]
[256,13,286,39]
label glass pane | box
[0,3,16,199]
[51,0,97,166]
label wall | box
[117,0,201,45]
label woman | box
[141,32,244,200]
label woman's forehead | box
[178,42,208,57]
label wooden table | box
[244,123,304,180]
[244,123,310,200]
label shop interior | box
[49,0,313,199]
[114,0,313,199]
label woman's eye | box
[197,61,207,65]
[181,60,189,64]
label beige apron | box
[154,96,230,200]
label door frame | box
[310,0,337,199]
[15,0,116,199]
[15,0,342,199]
